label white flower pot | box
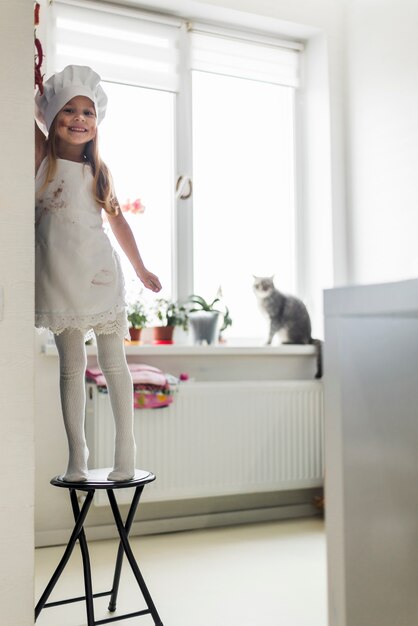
[188,311,221,345]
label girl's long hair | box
[39,119,119,216]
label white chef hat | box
[35,65,108,131]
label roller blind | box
[52,3,301,91]
[190,25,301,87]
[52,1,181,92]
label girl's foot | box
[107,469,135,482]
[107,438,136,482]
[62,447,89,482]
[61,469,89,482]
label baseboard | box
[35,501,321,548]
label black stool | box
[35,468,164,625]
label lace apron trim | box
[35,305,129,341]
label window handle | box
[176,175,193,199]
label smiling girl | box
[35,65,161,483]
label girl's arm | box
[35,121,47,174]
[107,209,162,293]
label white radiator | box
[85,381,324,506]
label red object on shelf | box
[34,2,40,25]
[152,339,174,345]
[34,2,44,94]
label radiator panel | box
[85,381,324,506]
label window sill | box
[41,341,318,381]
[42,343,316,357]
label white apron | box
[35,158,128,338]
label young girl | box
[35,65,161,482]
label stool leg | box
[70,489,95,626]
[35,490,94,621]
[107,489,164,626]
[108,485,144,612]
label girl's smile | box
[68,126,88,133]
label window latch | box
[176,175,193,200]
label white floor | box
[35,518,327,626]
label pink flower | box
[121,198,145,214]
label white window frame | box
[175,21,302,303]
[174,21,194,302]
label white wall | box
[0,2,35,624]
[344,0,418,284]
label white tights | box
[54,329,136,482]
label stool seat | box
[36,468,163,626]
[51,468,155,490]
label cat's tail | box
[310,338,323,379]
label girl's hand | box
[107,210,162,292]
[138,269,162,293]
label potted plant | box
[187,293,232,345]
[152,298,188,344]
[127,300,148,342]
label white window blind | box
[52,1,181,92]
[190,25,301,87]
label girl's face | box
[55,96,97,148]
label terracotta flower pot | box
[129,327,142,342]
[152,325,174,344]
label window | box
[99,82,175,307]
[190,29,298,339]
[51,1,301,341]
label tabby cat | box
[253,276,322,378]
